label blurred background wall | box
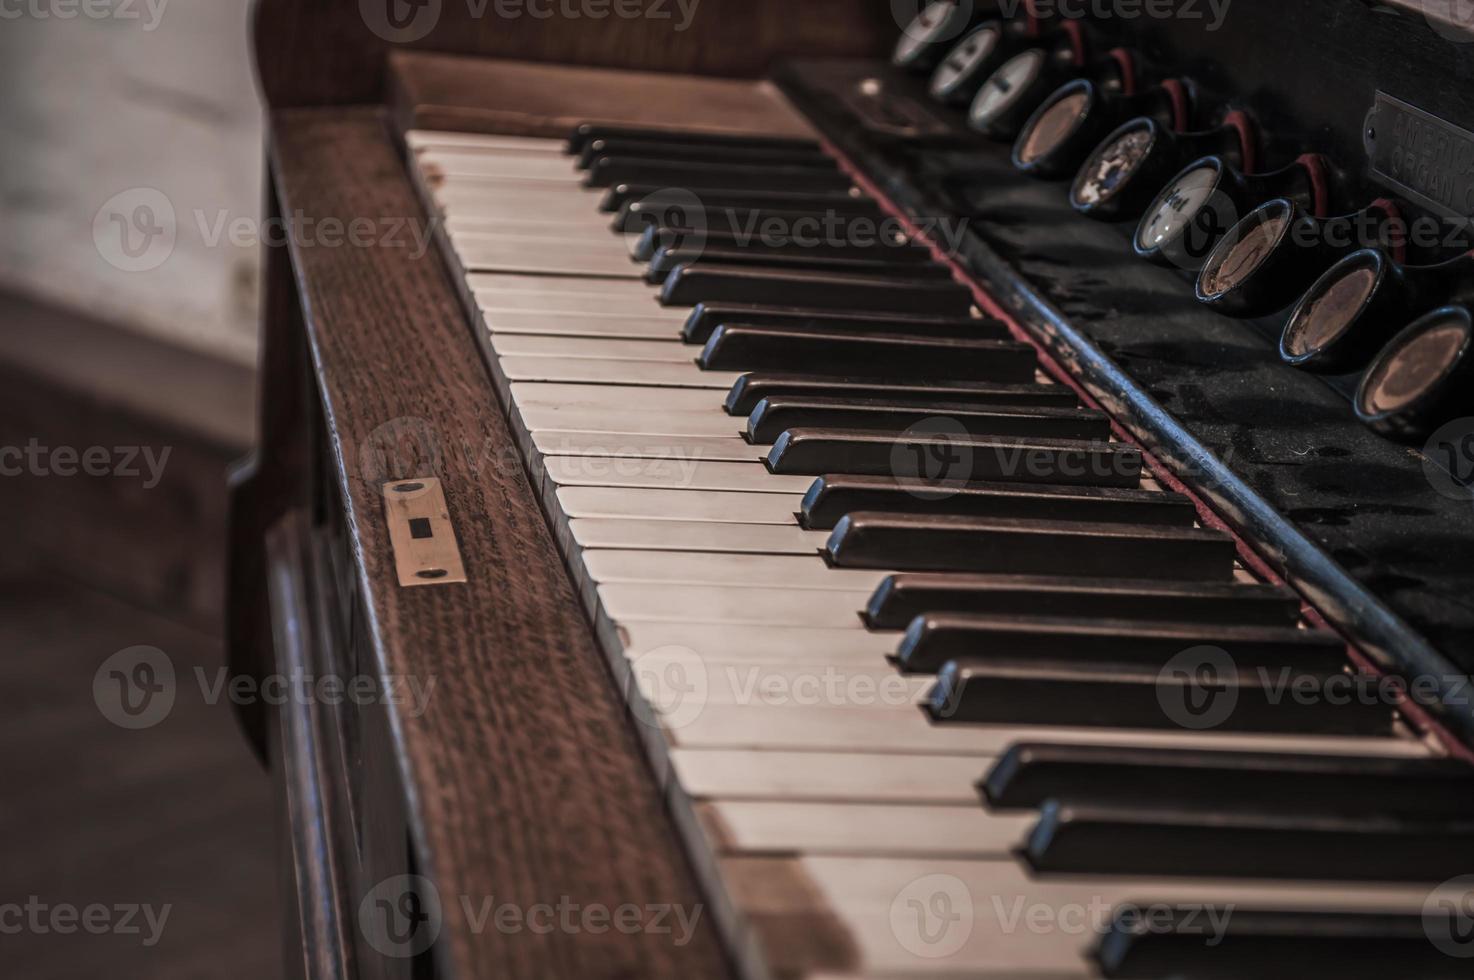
[0,0,263,365]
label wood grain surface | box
[265,106,730,979]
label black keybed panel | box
[773,0,1474,742]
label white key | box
[557,487,799,524]
[532,430,763,463]
[522,406,741,437]
[541,456,808,493]
[469,272,657,299]
[622,622,899,663]
[418,147,582,180]
[408,130,564,153]
[670,749,989,804]
[602,583,866,626]
[667,704,1429,757]
[738,856,1441,977]
[630,657,923,713]
[580,550,886,590]
[513,383,722,413]
[569,519,824,553]
[493,335,690,361]
[455,240,643,277]
[498,357,739,388]
[481,311,683,340]
[477,291,667,318]
[435,187,607,223]
[701,801,1026,857]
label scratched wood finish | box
[253,0,896,109]
[267,107,730,979]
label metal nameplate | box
[383,478,467,587]
[1367,91,1474,220]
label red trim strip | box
[1060,20,1087,66]
[1223,109,1258,174]
[1370,197,1408,265]
[1295,152,1330,219]
[1107,47,1136,96]
[821,136,1474,765]
[1159,78,1189,133]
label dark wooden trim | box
[259,105,730,978]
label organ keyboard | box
[237,2,1474,978]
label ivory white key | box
[580,550,887,590]
[521,406,741,437]
[541,456,809,493]
[407,130,565,153]
[481,311,682,340]
[498,357,740,388]
[621,622,898,663]
[448,214,623,237]
[468,272,658,299]
[733,855,1439,978]
[663,704,1425,757]
[531,430,763,463]
[557,487,800,524]
[569,518,824,553]
[433,187,608,223]
[493,335,691,361]
[513,382,724,413]
[600,583,870,626]
[416,147,582,180]
[629,657,922,710]
[477,292,668,318]
[700,801,1028,858]
[670,749,989,804]
[455,240,643,277]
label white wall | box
[0,0,264,365]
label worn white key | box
[557,487,799,524]
[522,406,741,437]
[532,430,763,463]
[477,292,667,319]
[434,187,607,223]
[621,622,899,663]
[602,583,866,626]
[481,310,683,340]
[417,147,581,180]
[469,272,656,299]
[493,335,690,361]
[498,357,739,388]
[747,856,1439,977]
[513,383,722,413]
[701,801,1026,858]
[569,519,824,553]
[629,656,922,712]
[665,703,1428,758]
[456,239,643,277]
[541,456,808,493]
[580,550,885,590]
[670,749,989,804]
[408,131,564,153]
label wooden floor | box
[0,571,281,978]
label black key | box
[614,202,884,237]
[662,264,973,314]
[726,374,1072,415]
[773,431,1140,485]
[747,397,1107,444]
[649,246,955,283]
[984,743,1474,816]
[867,574,1297,629]
[577,137,834,170]
[702,325,1034,379]
[566,124,818,156]
[636,224,931,263]
[585,157,854,194]
[896,613,1343,673]
[687,305,1005,345]
[926,658,1394,734]
[1097,908,1471,980]
[601,182,879,214]
[1024,799,1474,881]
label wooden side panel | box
[265,105,730,979]
[252,0,896,109]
